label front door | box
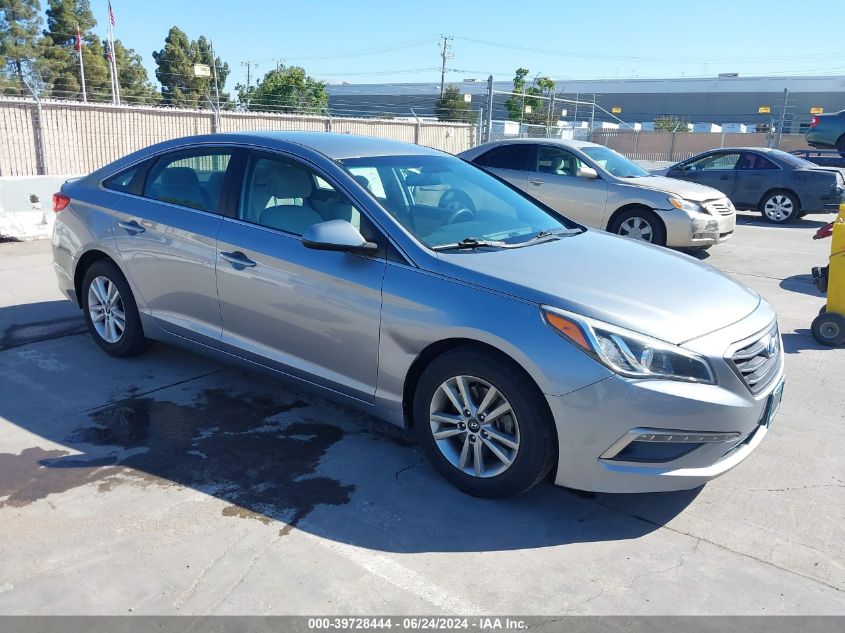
[111,147,234,342]
[524,145,609,226]
[215,151,386,401]
[668,152,740,197]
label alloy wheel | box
[763,195,793,222]
[429,375,520,478]
[88,275,126,344]
[618,216,654,242]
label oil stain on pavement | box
[0,388,355,534]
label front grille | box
[728,324,781,394]
[705,199,734,216]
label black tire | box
[811,312,845,346]
[837,135,845,159]
[608,208,667,246]
[81,259,151,357]
[797,212,809,218]
[412,346,557,498]
[759,190,800,224]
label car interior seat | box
[259,165,324,235]
[158,167,212,211]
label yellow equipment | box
[812,203,845,346]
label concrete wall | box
[0,98,475,177]
[0,175,73,240]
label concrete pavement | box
[0,215,842,615]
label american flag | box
[105,39,112,62]
[75,24,82,51]
[108,1,116,27]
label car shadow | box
[0,301,701,554]
[781,329,830,354]
[779,274,825,297]
[735,212,831,229]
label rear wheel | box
[760,190,799,224]
[413,347,556,498]
[609,208,667,246]
[837,135,845,158]
[82,260,150,357]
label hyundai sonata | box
[52,132,783,497]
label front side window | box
[143,149,232,212]
[341,154,575,249]
[474,144,534,171]
[240,154,361,236]
[684,153,741,171]
[537,146,587,176]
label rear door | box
[521,144,608,226]
[110,146,235,342]
[668,151,740,197]
[215,150,386,401]
[732,152,780,207]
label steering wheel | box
[447,207,475,224]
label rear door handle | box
[220,251,257,268]
[117,220,145,234]
[529,178,544,186]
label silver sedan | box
[52,132,782,497]
[459,139,736,249]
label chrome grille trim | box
[704,199,734,216]
[726,323,781,394]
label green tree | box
[239,65,327,114]
[654,116,689,132]
[111,39,159,105]
[503,68,556,125]
[153,26,230,108]
[41,0,111,101]
[434,84,476,123]
[0,0,43,94]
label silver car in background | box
[52,132,782,497]
[459,139,736,249]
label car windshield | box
[580,146,649,178]
[340,154,577,250]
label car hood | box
[618,175,726,202]
[436,230,760,345]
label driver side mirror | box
[576,166,599,179]
[302,219,378,253]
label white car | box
[459,139,736,249]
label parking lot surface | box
[0,214,843,615]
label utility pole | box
[776,88,789,149]
[439,35,453,97]
[485,74,494,143]
[211,41,221,131]
[241,61,258,88]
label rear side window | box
[474,144,534,171]
[103,166,139,193]
[143,149,233,212]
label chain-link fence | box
[0,97,476,177]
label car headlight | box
[668,196,704,213]
[542,306,715,384]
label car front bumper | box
[547,301,782,493]
[658,208,736,248]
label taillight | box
[810,116,820,128]
[52,193,70,212]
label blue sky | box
[94,0,844,89]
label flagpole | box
[76,24,87,102]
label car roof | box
[225,130,444,159]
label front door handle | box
[529,178,544,186]
[117,220,145,234]
[220,251,257,268]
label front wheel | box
[608,208,667,246]
[413,348,556,498]
[760,191,799,223]
[82,260,151,357]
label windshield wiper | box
[431,237,509,251]
[533,228,583,239]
